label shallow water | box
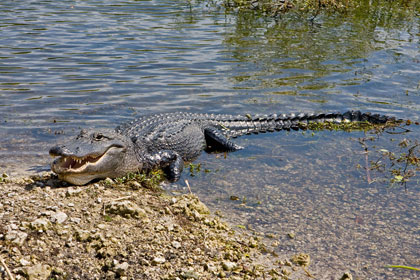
[1,0,419,278]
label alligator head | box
[49,129,138,185]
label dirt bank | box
[0,173,338,280]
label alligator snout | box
[49,146,72,157]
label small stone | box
[65,187,82,197]
[181,270,199,279]
[129,181,141,189]
[70,217,81,224]
[46,205,58,211]
[9,223,18,230]
[110,237,118,243]
[114,261,129,276]
[25,263,52,280]
[152,256,166,265]
[287,232,295,239]
[171,241,181,249]
[19,258,31,266]
[248,239,258,248]
[40,210,53,217]
[290,253,310,267]
[155,224,164,231]
[97,224,106,229]
[105,200,146,219]
[50,211,68,224]
[67,203,75,207]
[222,261,237,271]
[165,221,175,231]
[104,178,114,185]
[339,272,353,280]
[204,263,217,273]
[281,268,291,276]
[36,181,45,187]
[30,218,51,231]
[192,210,202,221]
[75,229,91,242]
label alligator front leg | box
[204,127,243,152]
[145,150,184,182]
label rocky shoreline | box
[0,173,341,280]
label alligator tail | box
[221,111,400,138]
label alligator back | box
[116,110,396,140]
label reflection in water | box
[0,0,419,278]
[224,5,419,113]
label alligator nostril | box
[49,146,62,156]
[49,146,71,156]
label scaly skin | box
[49,111,398,185]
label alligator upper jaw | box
[51,153,103,173]
[50,146,120,174]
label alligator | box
[49,111,398,185]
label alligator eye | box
[93,133,108,141]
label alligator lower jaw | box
[51,153,104,174]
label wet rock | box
[105,200,146,219]
[290,253,310,267]
[173,195,210,218]
[248,238,258,248]
[281,267,291,276]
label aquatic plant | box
[222,0,419,18]
[357,121,420,189]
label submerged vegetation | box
[223,0,420,16]
[305,119,403,133]
[300,118,420,190]
[357,121,420,190]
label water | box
[1,0,419,278]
